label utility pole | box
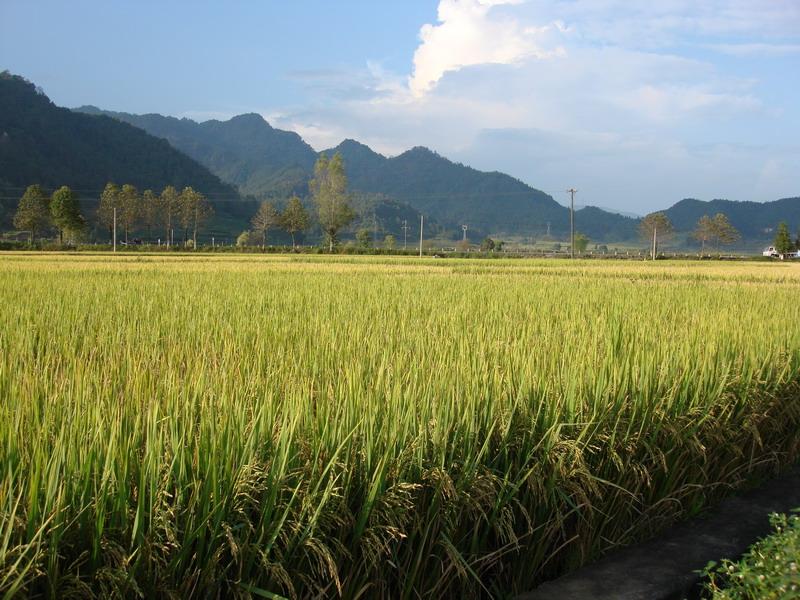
[113,207,117,252]
[419,214,424,257]
[402,219,409,250]
[567,188,577,259]
[652,225,657,260]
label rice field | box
[2,253,800,599]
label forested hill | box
[76,107,319,198]
[665,197,800,241]
[325,141,563,234]
[0,72,237,197]
[77,107,638,240]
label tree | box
[712,213,740,248]
[236,231,251,247]
[480,237,496,252]
[692,215,714,253]
[383,234,396,250]
[251,200,281,247]
[774,222,793,258]
[141,189,159,242]
[159,186,180,247]
[179,187,213,247]
[50,186,84,244]
[281,196,310,248]
[97,183,120,242]
[118,184,140,243]
[310,153,354,251]
[639,212,674,260]
[13,184,50,243]
[356,228,372,249]
[574,233,589,253]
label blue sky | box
[2,0,799,213]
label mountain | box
[326,142,559,235]
[0,72,237,199]
[665,198,800,244]
[75,107,637,241]
[76,107,318,198]
[67,104,797,246]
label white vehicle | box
[763,246,780,257]
[762,246,800,259]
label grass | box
[1,253,800,599]
[702,511,800,599]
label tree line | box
[638,211,741,258]
[11,151,797,254]
[12,182,214,246]
[97,184,212,247]
[10,152,360,249]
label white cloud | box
[408,0,565,97]
[266,0,799,211]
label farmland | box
[2,253,800,598]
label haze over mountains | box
[1,70,797,246]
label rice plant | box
[1,253,799,599]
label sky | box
[2,0,799,213]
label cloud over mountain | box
[266,0,798,214]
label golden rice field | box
[2,253,800,599]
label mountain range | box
[73,106,639,241]
[1,70,797,247]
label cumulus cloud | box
[408,0,565,96]
[267,0,799,211]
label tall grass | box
[1,254,800,598]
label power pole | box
[419,214,424,257]
[567,188,577,259]
[462,224,468,243]
[402,219,409,249]
[652,224,657,260]
[113,207,117,252]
